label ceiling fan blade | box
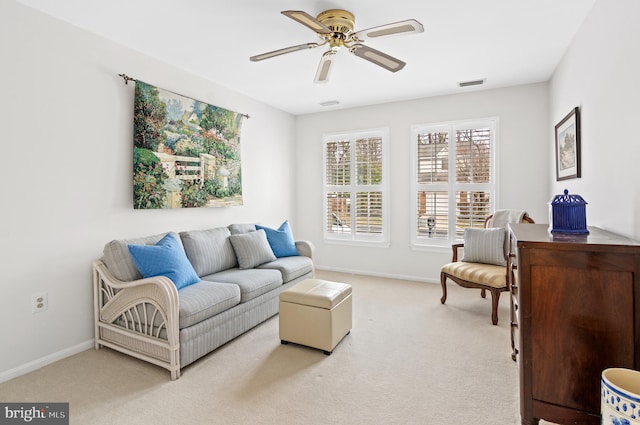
[353,19,424,40]
[350,44,406,73]
[250,43,320,62]
[282,10,332,35]
[314,50,337,83]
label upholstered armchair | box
[439,212,534,325]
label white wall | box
[6,0,636,384]
[550,0,640,240]
[295,84,550,281]
[0,2,296,381]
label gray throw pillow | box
[180,227,237,276]
[461,228,507,266]
[229,229,277,269]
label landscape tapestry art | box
[133,81,244,209]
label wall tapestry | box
[133,80,245,209]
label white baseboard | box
[315,265,440,285]
[0,339,94,384]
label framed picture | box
[555,107,581,181]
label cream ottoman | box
[279,279,352,355]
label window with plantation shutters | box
[411,119,497,247]
[323,129,389,245]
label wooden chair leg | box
[480,288,486,298]
[440,273,448,304]
[490,289,500,325]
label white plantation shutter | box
[325,191,351,233]
[417,130,449,184]
[356,191,383,234]
[454,127,493,238]
[456,128,491,184]
[325,140,351,234]
[355,137,382,185]
[454,190,492,239]
[415,190,449,240]
[325,140,350,186]
[411,119,497,247]
[324,130,389,245]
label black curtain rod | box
[118,73,250,119]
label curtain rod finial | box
[118,73,136,84]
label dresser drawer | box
[508,234,520,362]
[509,266,520,362]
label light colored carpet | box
[0,271,559,424]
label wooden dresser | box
[508,224,640,425]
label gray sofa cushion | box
[178,281,241,329]
[180,227,237,276]
[258,256,314,283]
[201,268,282,303]
[103,232,178,282]
[228,229,277,269]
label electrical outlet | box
[32,292,48,313]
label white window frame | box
[323,128,390,247]
[410,118,499,249]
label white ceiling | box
[18,0,595,115]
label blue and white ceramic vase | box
[602,368,640,425]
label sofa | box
[92,222,314,380]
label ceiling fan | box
[250,9,424,83]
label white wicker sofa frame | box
[93,224,314,380]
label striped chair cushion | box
[441,261,507,289]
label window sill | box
[410,243,451,254]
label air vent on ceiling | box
[319,100,340,107]
[458,79,486,88]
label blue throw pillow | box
[128,233,200,290]
[255,220,300,258]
